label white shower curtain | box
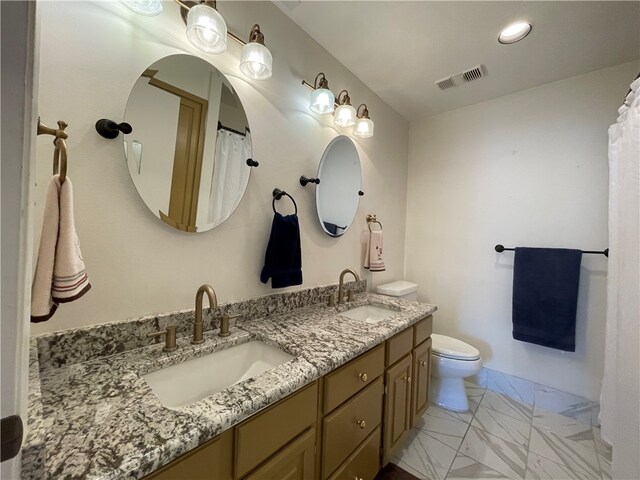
[600,76,640,478]
[207,130,251,225]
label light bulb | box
[354,117,374,138]
[118,0,163,16]
[498,22,532,44]
[310,88,335,114]
[240,42,273,80]
[334,104,357,128]
[186,3,227,54]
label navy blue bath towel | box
[260,213,303,289]
[512,247,582,351]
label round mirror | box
[123,54,252,233]
[315,136,362,237]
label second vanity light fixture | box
[303,73,375,138]
[119,0,273,80]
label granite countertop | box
[24,293,436,480]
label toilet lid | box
[431,334,480,360]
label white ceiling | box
[275,1,640,120]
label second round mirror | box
[315,136,362,237]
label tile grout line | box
[443,385,485,480]
[522,387,537,480]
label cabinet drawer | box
[413,315,433,347]
[386,328,413,367]
[322,378,383,478]
[327,427,381,480]
[323,344,384,414]
[144,429,233,480]
[235,381,318,478]
[243,428,316,480]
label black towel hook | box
[300,176,320,187]
[95,119,132,139]
[272,188,298,215]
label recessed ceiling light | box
[498,22,532,44]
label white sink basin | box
[143,341,294,408]
[341,305,397,324]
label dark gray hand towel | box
[260,213,303,289]
[512,247,582,351]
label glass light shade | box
[498,22,532,44]
[239,42,273,80]
[118,0,163,16]
[354,117,374,138]
[334,104,357,128]
[186,4,228,54]
[310,88,335,114]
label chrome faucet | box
[193,284,217,344]
[338,268,360,304]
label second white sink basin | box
[144,340,294,408]
[341,305,397,324]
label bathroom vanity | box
[22,284,436,480]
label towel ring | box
[53,138,67,183]
[366,214,382,232]
[272,188,298,215]
[37,118,68,184]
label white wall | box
[32,1,409,334]
[405,61,638,400]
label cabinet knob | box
[356,419,366,429]
[404,375,412,384]
[421,361,428,367]
[358,372,368,382]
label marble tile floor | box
[391,382,612,480]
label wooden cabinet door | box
[383,354,412,463]
[411,338,432,428]
[143,429,233,480]
[243,428,316,480]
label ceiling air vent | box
[435,64,486,90]
[436,77,456,90]
[462,65,484,83]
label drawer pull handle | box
[358,372,368,382]
[421,361,428,367]
[354,477,363,480]
[356,419,366,429]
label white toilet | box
[375,281,482,413]
[430,334,482,412]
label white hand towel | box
[364,230,386,272]
[31,175,90,322]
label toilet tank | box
[375,281,418,301]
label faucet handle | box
[148,325,177,352]
[347,289,355,302]
[219,313,240,337]
[327,293,336,307]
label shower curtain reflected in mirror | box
[600,75,640,474]
[207,130,251,225]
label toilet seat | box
[431,334,480,361]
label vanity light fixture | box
[309,73,335,114]
[334,90,357,128]
[118,0,163,16]
[186,0,228,53]
[354,104,374,138]
[239,25,273,80]
[498,21,532,44]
